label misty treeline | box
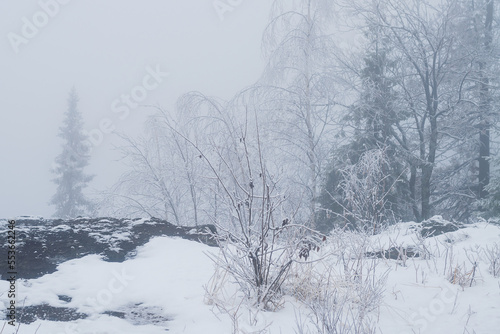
[101,0,499,234]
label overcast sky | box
[0,0,272,218]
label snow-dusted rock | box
[0,217,216,280]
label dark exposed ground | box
[365,216,466,260]
[16,303,171,326]
[420,216,463,237]
[1,216,216,281]
[1,216,216,325]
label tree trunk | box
[421,165,433,220]
[479,120,490,199]
[478,0,494,199]
[409,165,421,222]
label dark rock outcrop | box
[366,246,420,260]
[1,217,216,280]
[420,216,463,238]
[365,216,466,261]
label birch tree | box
[105,110,207,225]
[253,0,340,228]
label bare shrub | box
[165,103,325,311]
[295,288,377,334]
[338,148,402,234]
[484,243,500,277]
[292,229,387,334]
[448,263,478,288]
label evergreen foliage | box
[50,89,94,218]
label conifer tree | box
[50,88,94,218]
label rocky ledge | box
[0,216,216,280]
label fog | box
[0,0,271,218]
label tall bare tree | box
[349,0,474,221]
[472,0,496,199]
[254,0,340,228]
[106,110,207,225]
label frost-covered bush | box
[485,243,500,277]
[191,109,325,311]
[295,288,377,334]
[291,229,386,334]
[338,148,400,234]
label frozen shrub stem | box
[164,106,324,311]
[484,243,500,277]
[334,148,402,234]
[292,229,386,334]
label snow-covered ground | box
[1,217,499,333]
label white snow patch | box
[1,219,499,333]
